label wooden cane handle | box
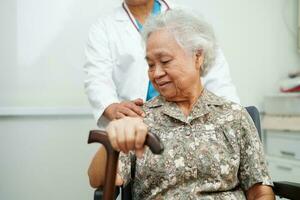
[87,130,164,200]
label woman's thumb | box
[115,173,124,186]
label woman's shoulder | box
[204,89,245,122]
[142,96,166,125]
[204,89,243,111]
[143,95,166,111]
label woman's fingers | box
[135,147,145,158]
[135,123,148,149]
[125,124,136,152]
[115,122,128,153]
[134,122,147,158]
[107,117,148,156]
[106,123,120,151]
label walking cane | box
[88,130,164,200]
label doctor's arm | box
[84,20,144,126]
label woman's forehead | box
[145,50,172,61]
[146,30,181,52]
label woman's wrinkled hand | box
[106,117,148,158]
[104,98,145,120]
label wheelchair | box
[88,106,300,200]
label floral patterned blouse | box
[119,89,273,199]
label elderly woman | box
[88,9,274,199]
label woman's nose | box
[153,65,166,79]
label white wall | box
[0,0,120,107]
[0,0,17,105]
[0,114,98,200]
[0,0,119,199]
[0,0,300,200]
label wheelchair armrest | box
[273,181,300,199]
[94,186,120,200]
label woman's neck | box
[126,0,155,24]
[176,85,204,117]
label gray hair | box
[142,9,217,76]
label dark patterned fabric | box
[119,89,273,199]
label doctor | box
[84,0,240,129]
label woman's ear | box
[195,49,204,70]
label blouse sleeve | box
[238,108,273,191]
[118,152,133,186]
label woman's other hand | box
[106,117,148,158]
[104,98,145,120]
[246,184,275,200]
[88,147,125,188]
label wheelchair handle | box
[88,130,164,200]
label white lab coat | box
[84,0,240,129]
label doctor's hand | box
[104,98,145,120]
[106,117,148,158]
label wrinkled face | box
[125,0,151,6]
[146,29,203,101]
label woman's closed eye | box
[148,63,155,68]
[161,59,171,65]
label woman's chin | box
[160,92,176,101]
[156,84,177,100]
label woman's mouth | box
[157,81,171,89]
